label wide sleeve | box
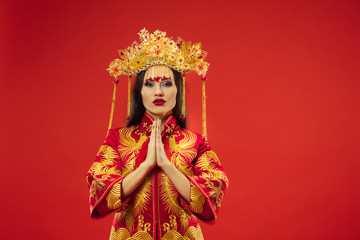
[180,137,229,224]
[85,129,130,218]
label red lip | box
[153,99,166,105]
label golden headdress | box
[106,28,210,139]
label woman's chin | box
[146,110,172,119]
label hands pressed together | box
[144,119,171,170]
[122,118,190,202]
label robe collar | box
[138,112,180,137]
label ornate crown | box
[107,28,209,78]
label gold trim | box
[127,76,131,118]
[201,79,207,140]
[107,82,118,134]
[182,76,186,117]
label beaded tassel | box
[201,76,207,140]
[127,76,131,119]
[107,79,119,135]
[182,75,186,118]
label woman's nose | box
[154,84,164,96]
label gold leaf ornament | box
[107,28,209,77]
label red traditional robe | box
[86,113,229,240]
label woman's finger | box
[156,120,164,152]
[157,120,163,152]
[150,120,156,140]
[153,119,157,141]
[155,119,159,145]
[158,120,162,144]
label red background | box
[1,0,360,239]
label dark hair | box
[125,68,187,128]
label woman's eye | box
[162,81,173,87]
[144,82,154,87]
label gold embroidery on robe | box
[123,174,153,233]
[189,182,206,214]
[118,127,147,176]
[106,181,122,209]
[169,129,197,176]
[109,226,153,240]
[109,216,203,240]
[87,113,228,240]
[92,145,121,176]
[159,172,182,215]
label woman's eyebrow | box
[145,77,173,83]
[144,78,156,83]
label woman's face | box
[141,65,177,119]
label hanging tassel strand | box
[201,76,207,140]
[127,76,131,119]
[107,79,119,135]
[182,75,186,118]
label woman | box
[86,29,229,240]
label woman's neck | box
[146,110,172,131]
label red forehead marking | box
[145,76,172,83]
